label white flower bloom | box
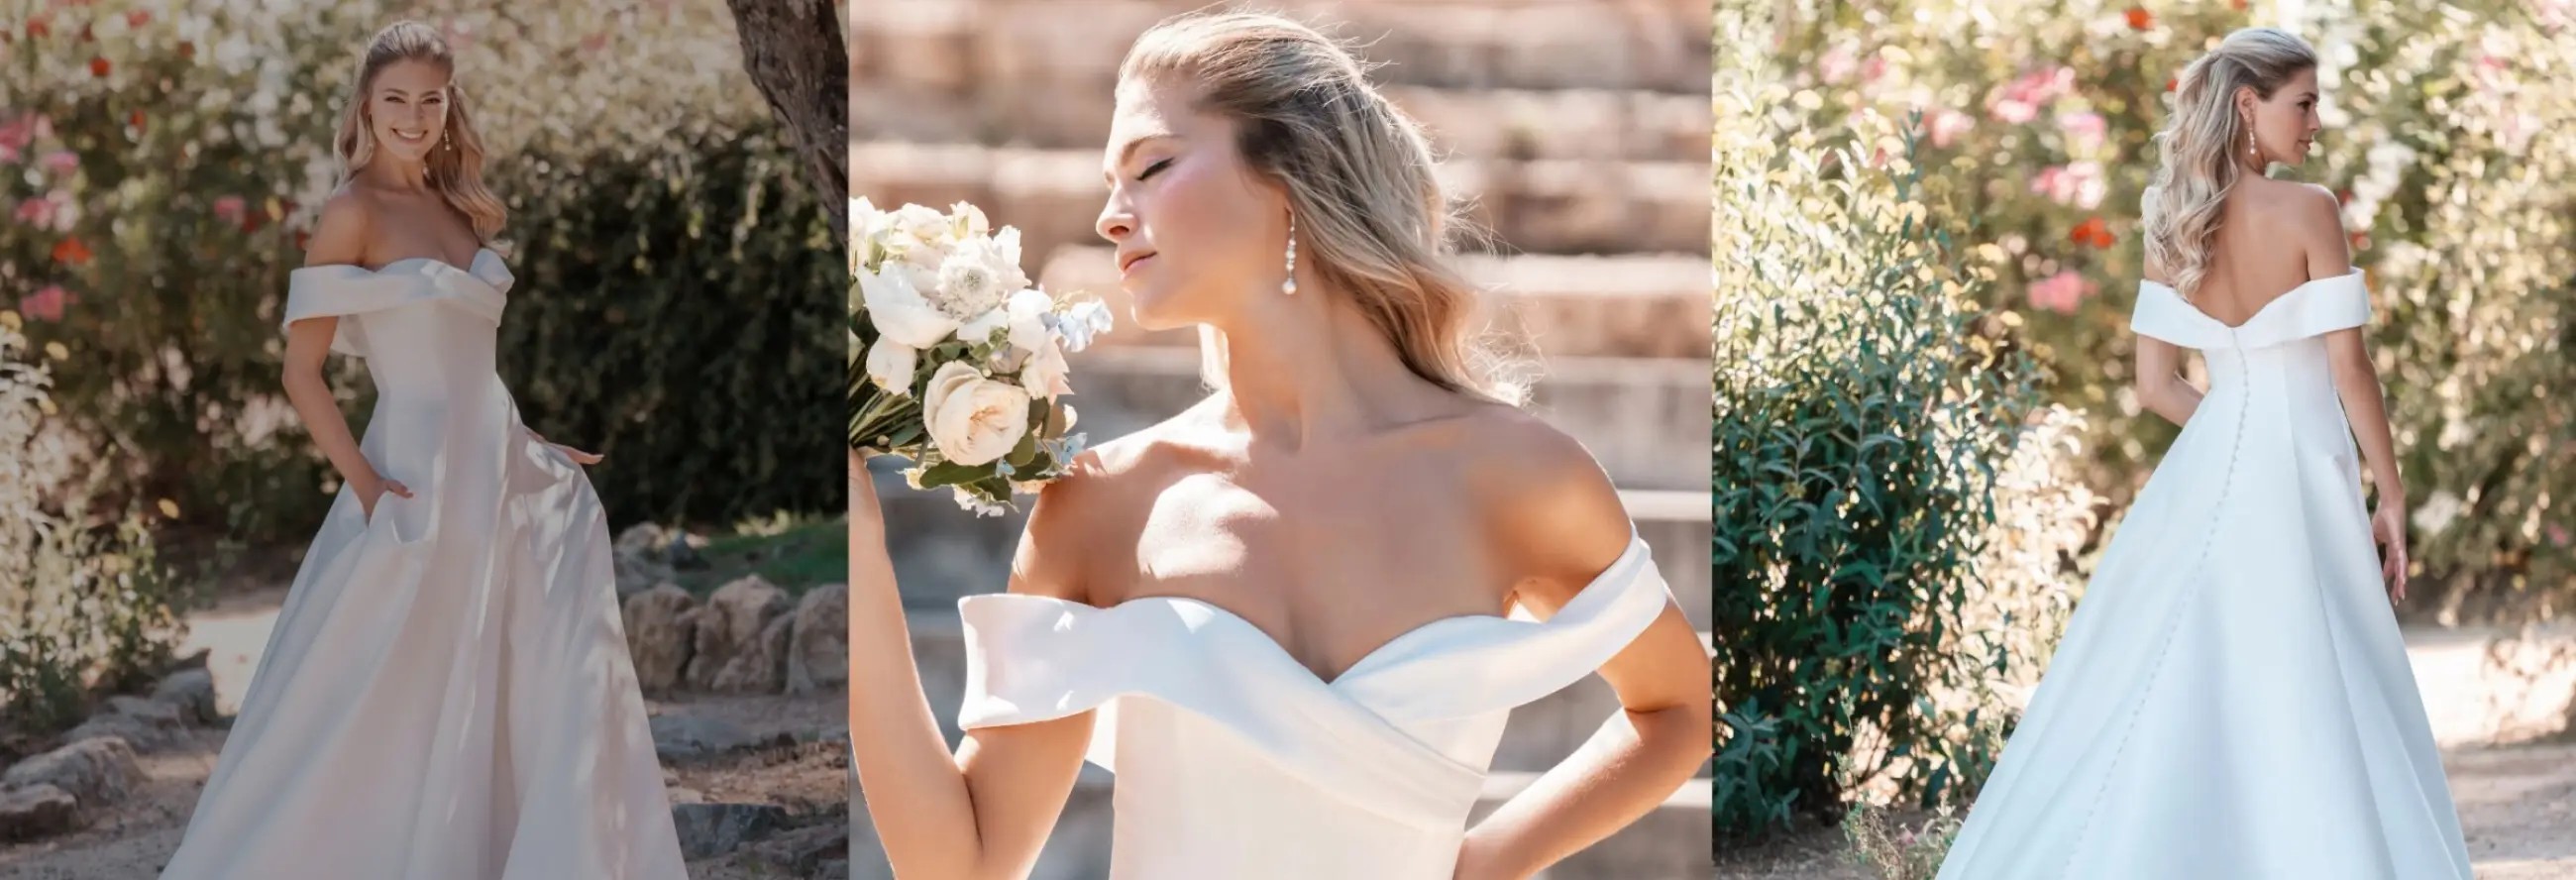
[1004,289,1053,353]
[858,264,960,349]
[950,201,990,238]
[1056,298,1114,353]
[955,490,1010,517]
[864,340,918,396]
[956,307,1012,348]
[921,362,1033,467]
[1021,337,1073,400]
[933,234,1026,322]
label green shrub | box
[1714,2,2089,827]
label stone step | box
[851,766,1710,879]
[1059,346,1711,491]
[1035,247,1711,361]
[881,478,1711,632]
[850,142,1709,261]
[1470,772,1715,879]
[853,0,1711,96]
[855,81,1711,164]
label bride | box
[160,22,685,879]
[844,12,1713,879]
[1935,28,2472,879]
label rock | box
[687,576,792,692]
[1,737,141,809]
[649,715,788,763]
[0,784,80,841]
[151,668,219,723]
[613,523,680,598]
[670,802,789,859]
[712,611,794,693]
[748,822,849,873]
[622,585,699,693]
[786,584,849,696]
[97,699,185,754]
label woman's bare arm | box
[846,450,1095,880]
[2299,188,2404,503]
[1456,427,1716,879]
[2134,229,2203,427]
[281,193,390,498]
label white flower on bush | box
[921,362,1032,467]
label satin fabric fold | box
[1936,270,2470,880]
[955,532,1671,879]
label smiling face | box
[2241,66,2322,166]
[367,58,452,163]
[1094,77,1291,332]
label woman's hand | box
[528,428,604,465]
[355,474,413,523]
[2372,497,2410,604]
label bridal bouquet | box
[849,197,1112,516]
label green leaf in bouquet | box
[887,422,924,448]
[916,460,987,489]
[1007,418,1041,469]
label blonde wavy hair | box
[332,21,506,243]
[1120,12,1528,406]
[2143,28,2317,296]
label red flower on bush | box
[178,40,193,59]
[27,17,50,40]
[126,10,149,28]
[129,109,145,134]
[89,55,109,77]
[2125,7,2154,30]
[2070,216,2116,249]
[53,236,91,267]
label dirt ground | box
[1714,739,2576,879]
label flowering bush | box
[850,198,1111,515]
[1771,0,2576,620]
[2,1,840,537]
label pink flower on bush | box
[1929,108,1976,148]
[2551,523,2572,547]
[2031,162,2106,209]
[1817,44,1859,83]
[213,195,248,224]
[1989,66,2077,125]
[2056,111,2106,153]
[2028,271,2095,314]
[40,150,77,175]
[18,284,74,322]
[0,113,47,164]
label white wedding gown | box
[1936,270,2472,879]
[954,530,1673,878]
[161,250,687,879]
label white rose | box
[865,340,918,396]
[921,362,1033,467]
[933,234,1027,321]
[859,265,959,349]
[1020,337,1073,400]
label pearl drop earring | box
[1282,213,1299,296]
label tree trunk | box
[722,0,849,239]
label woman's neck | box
[1212,279,1445,453]
[361,155,433,193]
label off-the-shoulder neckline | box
[2140,270,2363,331]
[292,246,503,277]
